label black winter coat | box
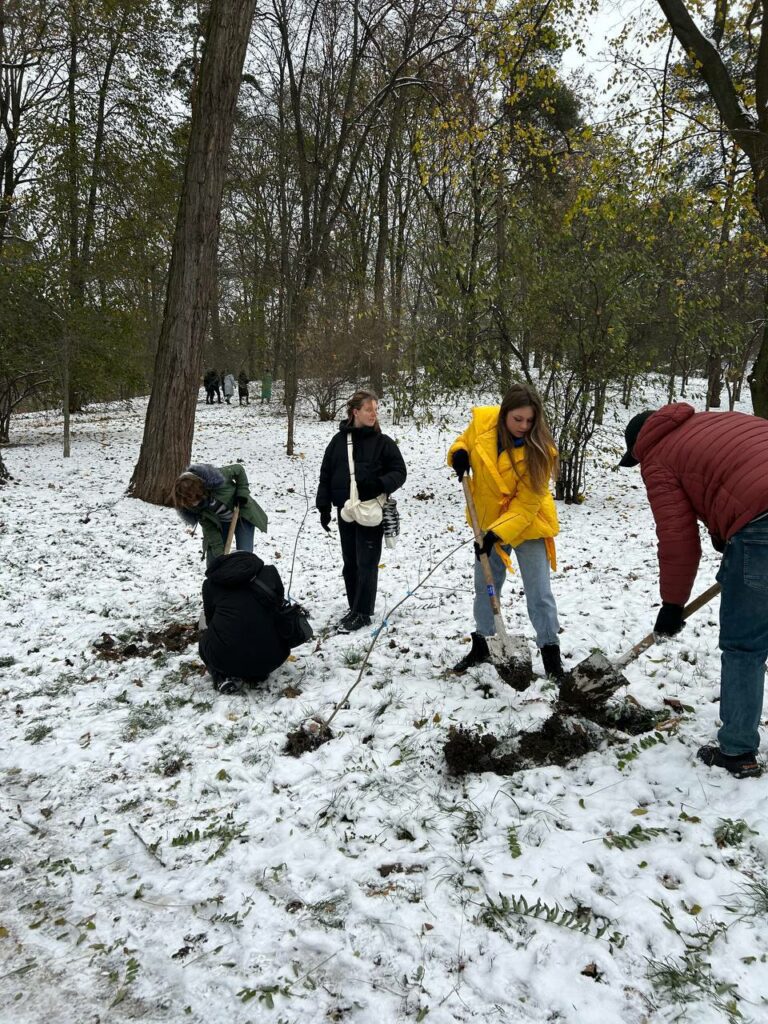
[316,423,407,509]
[199,551,289,682]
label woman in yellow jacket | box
[447,383,563,679]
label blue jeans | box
[716,517,768,754]
[207,518,255,567]
[473,539,559,647]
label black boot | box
[453,632,490,674]
[540,644,564,679]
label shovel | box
[461,477,533,690]
[223,505,240,554]
[560,582,721,705]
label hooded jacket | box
[633,402,768,604]
[447,406,559,563]
[316,423,407,509]
[199,551,289,681]
[178,463,268,558]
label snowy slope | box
[1,381,767,1024]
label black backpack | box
[250,574,314,649]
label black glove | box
[452,449,470,481]
[654,602,684,637]
[474,530,500,560]
[710,533,726,554]
[235,494,248,507]
[318,506,332,533]
[356,476,382,501]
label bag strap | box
[346,434,356,481]
[250,573,281,607]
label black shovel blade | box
[559,651,629,706]
[488,633,533,691]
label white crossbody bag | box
[340,435,387,527]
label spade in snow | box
[461,478,533,690]
[560,583,721,705]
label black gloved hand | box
[654,602,684,636]
[235,494,248,507]
[474,530,500,561]
[710,533,726,554]
[452,449,470,481]
[318,506,332,533]
[356,476,382,501]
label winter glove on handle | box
[235,494,249,507]
[452,449,470,481]
[318,506,332,533]
[356,476,382,501]
[654,602,684,637]
[474,530,500,561]
[710,533,726,554]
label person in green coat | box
[173,463,268,565]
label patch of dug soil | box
[284,723,333,756]
[517,713,601,766]
[93,622,198,661]
[571,698,667,736]
[444,726,521,776]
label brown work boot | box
[453,632,490,674]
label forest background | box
[2,0,768,503]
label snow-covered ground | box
[1,380,767,1024]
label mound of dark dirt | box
[444,726,521,776]
[284,723,333,756]
[93,622,198,661]
[517,713,600,766]
[573,698,667,736]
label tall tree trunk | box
[129,0,258,504]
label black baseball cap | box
[618,410,654,467]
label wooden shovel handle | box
[617,582,722,669]
[462,476,502,618]
[224,504,240,555]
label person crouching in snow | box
[173,463,268,566]
[448,383,563,680]
[618,403,768,780]
[199,551,290,693]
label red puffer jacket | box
[634,403,768,604]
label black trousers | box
[337,515,383,616]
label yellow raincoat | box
[447,406,559,569]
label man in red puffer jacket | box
[619,403,768,779]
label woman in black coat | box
[316,390,407,631]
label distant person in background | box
[199,551,290,694]
[212,372,223,404]
[238,371,249,405]
[223,372,236,404]
[173,463,268,566]
[316,390,406,632]
[261,372,272,403]
[618,403,768,780]
[203,369,218,405]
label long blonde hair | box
[497,384,558,494]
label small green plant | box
[603,824,669,850]
[647,952,742,1023]
[714,818,757,848]
[724,880,768,917]
[616,731,667,769]
[478,892,625,947]
[24,723,54,744]
[506,827,522,859]
[342,646,365,668]
[123,703,168,740]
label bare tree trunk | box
[129,0,258,504]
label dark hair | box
[173,472,206,509]
[498,383,558,494]
[345,389,380,430]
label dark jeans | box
[716,516,768,754]
[205,518,255,567]
[337,515,383,616]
